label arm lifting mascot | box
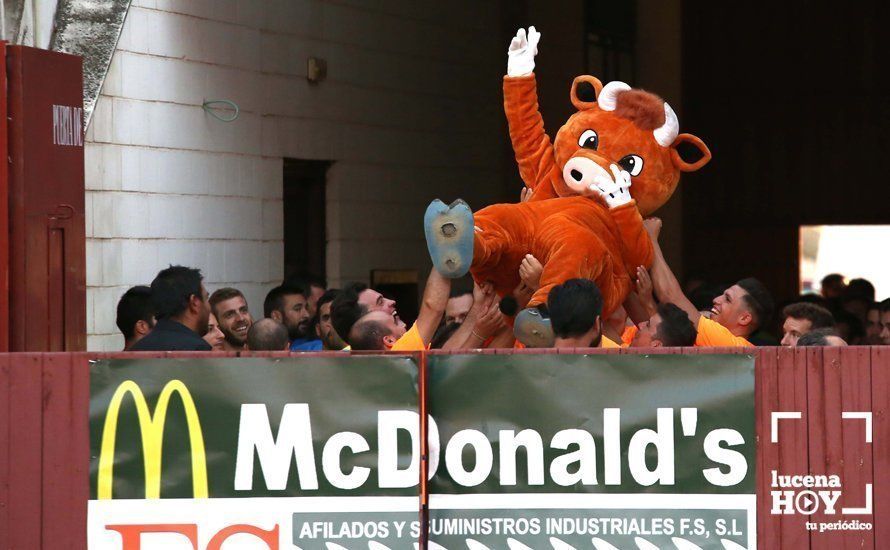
[423,27,711,346]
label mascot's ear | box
[570,75,603,111]
[670,133,712,172]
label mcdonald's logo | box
[97,380,208,499]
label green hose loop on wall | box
[202,99,240,122]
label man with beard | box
[331,282,403,348]
[130,265,212,351]
[880,299,890,345]
[780,302,835,346]
[629,303,698,348]
[445,288,473,325]
[285,274,327,317]
[864,302,884,344]
[116,285,156,350]
[547,279,604,349]
[263,283,317,350]
[336,268,452,351]
[210,287,254,351]
[643,219,773,347]
[313,289,345,351]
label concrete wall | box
[85,0,507,350]
[635,0,684,276]
[84,0,688,350]
[525,1,585,132]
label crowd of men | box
[115,217,890,353]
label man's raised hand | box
[519,254,543,290]
[475,299,507,340]
[643,217,663,241]
[472,281,495,311]
[507,26,540,77]
[520,186,534,202]
[634,265,657,316]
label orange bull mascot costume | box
[424,27,711,346]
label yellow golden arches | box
[97,379,208,499]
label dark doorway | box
[283,159,331,282]
[681,2,890,305]
[584,0,637,84]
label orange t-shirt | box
[601,335,621,348]
[621,326,637,346]
[390,323,427,351]
[601,326,636,348]
[695,317,753,347]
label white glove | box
[593,164,633,209]
[507,26,540,77]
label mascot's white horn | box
[654,102,679,147]
[597,81,631,111]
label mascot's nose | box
[562,156,613,195]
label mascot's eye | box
[618,154,644,177]
[578,129,598,150]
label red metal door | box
[0,43,9,352]
[6,45,86,351]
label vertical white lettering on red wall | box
[53,105,84,147]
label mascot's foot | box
[514,307,555,348]
[424,199,474,278]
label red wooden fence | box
[0,348,887,549]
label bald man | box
[246,318,290,351]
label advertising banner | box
[88,356,423,549]
[89,353,756,549]
[427,354,756,549]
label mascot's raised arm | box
[503,26,710,210]
[423,27,711,346]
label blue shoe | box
[424,199,474,278]
[514,307,555,348]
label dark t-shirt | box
[129,319,212,351]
